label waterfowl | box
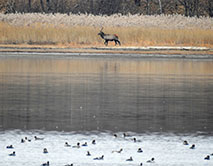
[204,155,210,160]
[41,161,49,166]
[126,157,133,161]
[35,136,44,140]
[114,134,118,138]
[82,142,88,147]
[112,148,123,153]
[123,133,131,138]
[6,145,14,149]
[65,164,73,166]
[9,151,16,156]
[25,137,31,142]
[21,139,25,143]
[137,148,143,153]
[92,140,96,145]
[65,142,71,147]
[147,158,155,163]
[183,140,189,145]
[133,137,141,142]
[140,163,143,166]
[43,148,48,153]
[93,155,104,160]
[190,144,195,149]
[86,151,91,156]
[72,142,80,148]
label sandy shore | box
[0,45,213,59]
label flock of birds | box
[5,133,213,166]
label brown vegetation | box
[0,13,212,47]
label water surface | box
[0,54,212,134]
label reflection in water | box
[0,55,212,134]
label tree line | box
[0,0,212,17]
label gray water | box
[0,54,213,134]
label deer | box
[98,28,121,46]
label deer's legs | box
[116,40,121,46]
[104,40,108,46]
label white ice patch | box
[0,130,213,166]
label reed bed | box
[0,13,213,47]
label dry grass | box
[0,13,213,47]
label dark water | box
[0,54,213,134]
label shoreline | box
[0,45,213,59]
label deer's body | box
[98,29,121,46]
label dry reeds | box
[0,13,213,47]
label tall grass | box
[0,13,213,47]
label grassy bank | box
[0,13,213,47]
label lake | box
[0,53,213,166]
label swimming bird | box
[92,140,96,145]
[35,136,44,140]
[126,157,133,161]
[65,164,73,166]
[112,148,123,153]
[123,133,131,138]
[140,163,143,166]
[190,144,195,149]
[72,142,80,148]
[9,151,16,156]
[114,134,118,138]
[147,158,155,163]
[86,151,91,156]
[204,155,210,160]
[43,148,48,153]
[6,145,14,149]
[93,155,104,160]
[65,142,71,147]
[41,161,49,166]
[21,139,25,143]
[25,137,31,142]
[82,142,88,147]
[137,148,143,153]
[183,140,189,145]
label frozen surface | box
[1,130,213,166]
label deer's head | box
[98,27,105,36]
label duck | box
[86,151,91,156]
[93,155,104,160]
[43,148,48,154]
[147,158,155,163]
[114,134,118,138]
[21,139,25,143]
[140,163,143,166]
[204,155,210,160]
[126,157,133,161]
[190,144,195,149]
[137,148,143,153]
[72,142,80,148]
[41,161,49,166]
[112,148,123,153]
[65,164,73,166]
[183,140,189,145]
[123,133,131,138]
[25,137,31,142]
[35,136,44,140]
[65,142,71,147]
[82,142,88,147]
[9,151,16,156]
[92,140,96,145]
[6,145,14,149]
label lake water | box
[0,53,213,166]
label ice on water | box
[1,130,213,166]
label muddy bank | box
[0,45,212,59]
